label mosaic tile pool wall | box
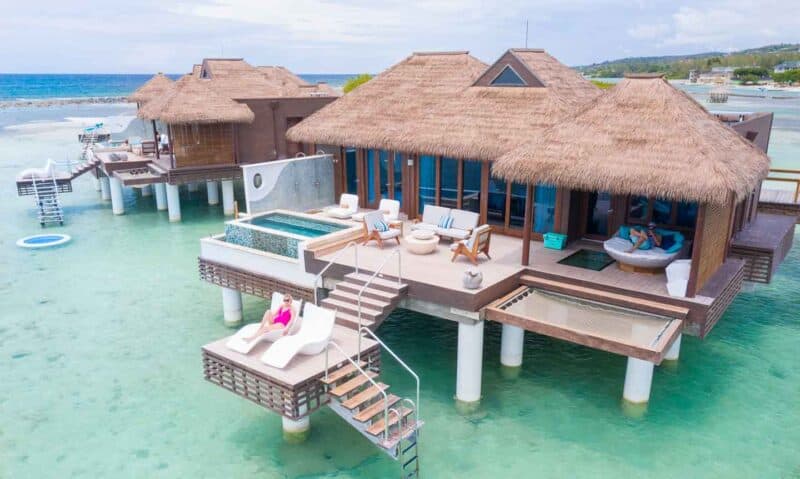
[224,223,300,258]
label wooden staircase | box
[322,358,420,477]
[321,272,408,331]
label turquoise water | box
[246,213,349,238]
[1,97,799,478]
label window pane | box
[345,147,357,194]
[418,155,436,215]
[366,149,375,204]
[491,66,526,86]
[393,152,403,204]
[533,185,557,233]
[676,201,698,227]
[379,150,390,199]
[462,160,482,214]
[487,173,506,226]
[440,157,458,208]
[509,183,527,228]
[586,191,611,236]
[652,199,673,224]
[628,195,649,222]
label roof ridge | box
[412,50,469,56]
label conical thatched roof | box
[192,59,339,99]
[128,73,174,103]
[492,74,770,204]
[137,76,254,124]
[286,49,600,161]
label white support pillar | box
[166,183,181,222]
[206,180,220,205]
[109,177,125,215]
[221,287,243,326]
[623,357,655,404]
[221,180,235,216]
[140,184,152,197]
[456,320,484,410]
[154,183,167,211]
[93,175,101,192]
[282,404,310,443]
[100,176,111,201]
[187,182,199,193]
[664,334,682,362]
[500,324,525,368]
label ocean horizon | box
[0,73,358,101]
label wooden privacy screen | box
[690,200,733,295]
[172,123,234,168]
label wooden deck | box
[305,219,747,338]
[730,213,796,283]
[202,325,378,419]
[759,188,800,223]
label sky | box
[0,0,798,74]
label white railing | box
[356,248,402,362]
[360,327,419,430]
[313,241,360,305]
[324,340,392,442]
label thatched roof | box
[193,59,339,99]
[128,73,174,103]
[286,49,601,161]
[492,74,770,204]
[257,66,341,97]
[137,76,254,124]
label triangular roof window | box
[490,65,526,86]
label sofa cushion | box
[421,205,451,225]
[449,209,479,231]
[437,227,470,240]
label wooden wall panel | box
[693,201,734,292]
[172,123,234,168]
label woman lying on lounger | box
[627,222,661,253]
[244,294,298,340]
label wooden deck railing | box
[763,168,800,204]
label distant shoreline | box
[0,96,132,109]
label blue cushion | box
[374,220,389,232]
[438,215,453,229]
[618,225,631,239]
[660,233,676,251]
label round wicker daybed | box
[603,236,680,273]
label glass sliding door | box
[366,149,376,206]
[379,150,390,200]
[393,152,403,204]
[344,147,358,195]
[418,155,436,215]
[487,175,507,226]
[508,183,527,229]
[440,157,458,208]
[586,191,612,238]
[533,185,557,233]
[461,160,482,214]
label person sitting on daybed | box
[627,222,661,253]
[244,294,299,340]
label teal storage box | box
[543,232,567,250]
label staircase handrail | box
[356,248,402,362]
[324,340,392,442]
[313,241,359,305]
[360,327,420,428]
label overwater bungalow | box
[16,59,339,222]
[198,50,795,474]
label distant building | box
[688,69,699,83]
[710,66,735,75]
[774,61,800,73]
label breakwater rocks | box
[0,97,132,109]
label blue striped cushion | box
[438,215,453,229]
[374,220,389,232]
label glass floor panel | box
[557,249,615,271]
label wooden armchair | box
[450,225,492,264]
[362,211,402,248]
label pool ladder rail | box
[31,174,64,227]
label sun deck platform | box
[202,325,379,419]
[15,173,74,196]
[759,188,800,222]
[730,213,796,283]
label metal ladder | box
[32,174,64,227]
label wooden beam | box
[456,159,464,209]
[479,160,489,223]
[434,156,441,206]
[152,120,160,160]
[686,203,707,297]
[521,183,533,265]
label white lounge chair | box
[411,205,451,234]
[362,210,402,248]
[261,303,336,369]
[225,292,302,354]
[450,224,492,264]
[17,159,56,180]
[439,209,479,241]
[325,194,359,219]
[351,198,400,222]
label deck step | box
[353,394,401,422]
[320,361,366,385]
[327,290,391,311]
[329,371,378,398]
[366,407,413,436]
[334,311,375,330]
[321,298,383,320]
[343,272,408,294]
[335,281,400,302]
[341,383,389,410]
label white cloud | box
[627,23,670,40]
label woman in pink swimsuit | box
[245,294,298,340]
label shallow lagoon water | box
[1,101,799,478]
